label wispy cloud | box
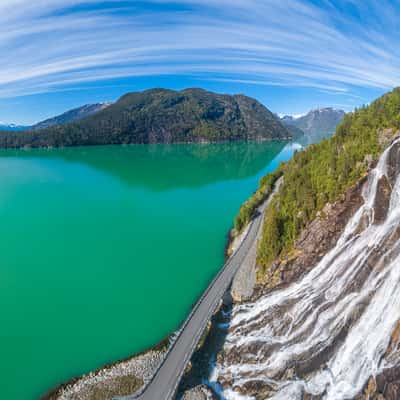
[0,0,400,99]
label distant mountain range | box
[30,103,112,131]
[0,93,344,149]
[0,88,291,148]
[280,108,345,143]
[0,103,112,132]
[0,123,27,131]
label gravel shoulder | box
[230,178,283,302]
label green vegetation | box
[255,88,400,271]
[234,167,283,232]
[0,88,290,148]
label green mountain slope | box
[236,88,400,273]
[0,88,290,148]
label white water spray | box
[212,139,400,400]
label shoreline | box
[43,224,251,400]
[43,185,268,400]
[42,337,171,400]
[0,136,292,151]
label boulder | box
[181,384,218,400]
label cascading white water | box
[211,139,400,400]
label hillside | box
[0,89,291,148]
[235,88,400,276]
[217,89,400,400]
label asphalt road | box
[117,183,279,400]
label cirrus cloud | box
[0,0,399,99]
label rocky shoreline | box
[42,225,243,400]
[42,163,380,400]
[45,171,341,400]
[42,339,170,400]
[178,149,395,400]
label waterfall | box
[211,139,400,400]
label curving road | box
[116,181,280,400]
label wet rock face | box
[386,140,400,186]
[373,139,400,224]
[357,321,400,399]
[373,175,392,224]
[212,139,400,400]
[357,366,400,400]
[255,176,366,293]
[237,380,277,399]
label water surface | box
[0,141,298,399]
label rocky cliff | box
[202,88,400,400]
[210,136,400,400]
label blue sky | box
[0,0,398,125]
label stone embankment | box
[43,347,167,400]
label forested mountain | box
[0,88,291,148]
[281,107,345,143]
[218,89,400,400]
[236,88,400,272]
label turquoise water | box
[0,141,299,399]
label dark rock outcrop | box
[373,175,392,224]
[181,384,218,400]
[386,138,400,186]
[356,321,400,400]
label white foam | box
[211,139,400,400]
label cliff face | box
[205,89,400,400]
[0,88,291,148]
[255,175,366,292]
[256,88,400,276]
[211,138,400,400]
